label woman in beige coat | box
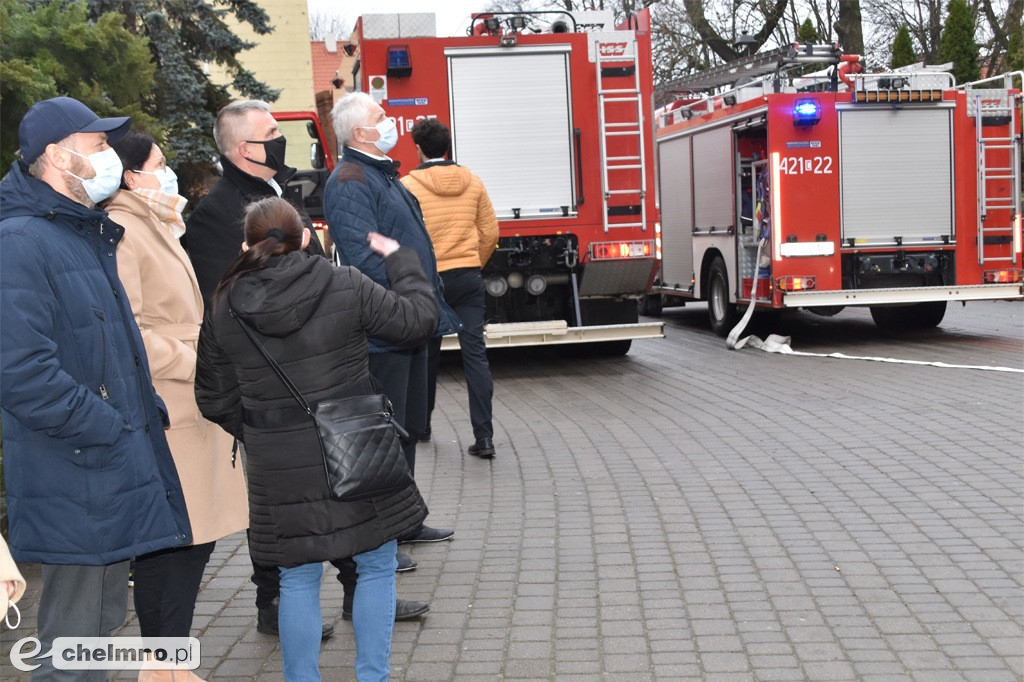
[105,133,248,654]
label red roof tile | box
[311,40,343,93]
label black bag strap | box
[230,308,315,419]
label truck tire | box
[572,299,638,356]
[707,257,738,337]
[590,339,632,356]
[638,293,663,317]
[870,301,947,330]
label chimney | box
[325,34,337,53]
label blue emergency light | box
[387,44,411,78]
[793,98,822,126]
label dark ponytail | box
[212,197,307,308]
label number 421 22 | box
[779,156,833,174]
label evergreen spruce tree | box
[796,18,819,44]
[937,0,980,84]
[0,0,157,168]
[1006,22,1024,71]
[890,25,916,69]
[82,0,279,172]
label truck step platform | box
[441,321,665,351]
[783,283,1024,307]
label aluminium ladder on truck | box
[964,72,1023,265]
[595,38,647,234]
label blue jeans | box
[353,540,398,681]
[278,540,397,682]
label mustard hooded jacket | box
[402,161,499,272]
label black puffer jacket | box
[194,248,438,567]
[185,157,326,309]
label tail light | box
[983,269,1022,283]
[591,240,654,260]
[776,275,816,291]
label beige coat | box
[402,163,499,272]
[107,191,248,546]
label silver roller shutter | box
[447,48,575,219]
[657,135,694,289]
[692,126,734,231]
[839,108,954,245]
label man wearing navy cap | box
[0,97,192,680]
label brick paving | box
[3,300,1022,681]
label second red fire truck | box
[648,46,1023,335]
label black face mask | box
[246,135,287,171]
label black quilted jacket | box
[195,248,438,567]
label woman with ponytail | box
[106,132,249,682]
[195,196,439,681]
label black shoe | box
[396,551,418,572]
[468,437,495,459]
[256,598,335,639]
[398,525,454,544]
[419,426,431,442]
[342,598,429,621]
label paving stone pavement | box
[3,300,1022,681]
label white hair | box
[214,100,271,154]
[331,92,376,146]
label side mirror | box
[310,141,325,170]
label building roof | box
[311,38,347,93]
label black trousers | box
[368,343,429,475]
[426,268,494,441]
[133,542,215,637]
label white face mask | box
[370,118,398,154]
[60,146,123,203]
[132,166,179,196]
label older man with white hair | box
[324,93,462,560]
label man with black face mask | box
[186,99,325,310]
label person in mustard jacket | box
[402,118,500,458]
[105,132,249,658]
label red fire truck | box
[272,110,335,237]
[345,9,663,353]
[648,46,1023,335]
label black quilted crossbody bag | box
[231,310,413,500]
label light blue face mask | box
[371,118,398,154]
[60,146,123,203]
[133,166,179,196]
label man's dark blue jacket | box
[0,161,192,565]
[324,147,460,352]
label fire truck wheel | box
[707,257,739,337]
[591,340,633,356]
[559,340,633,357]
[869,301,947,330]
[638,294,663,317]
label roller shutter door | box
[657,135,694,289]
[692,126,734,231]
[839,108,954,245]
[448,49,575,219]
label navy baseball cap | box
[18,97,130,164]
